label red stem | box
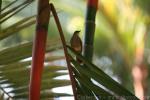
[29,29,47,100]
[88,0,98,9]
[29,0,50,100]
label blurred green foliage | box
[133,0,150,15]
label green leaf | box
[0,61,70,99]
[1,0,19,12]
[67,45,139,100]
[72,61,114,96]
[0,40,62,65]
[0,1,31,19]
[0,16,36,40]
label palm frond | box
[0,15,36,40]
[0,1,32,20]
[0,41,71,99]
[67,45,139,100]
[1,0,18,12]
[0,38,62,65]
[0,62,70,99]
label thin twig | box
[49,3,77,100]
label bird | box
[70,31,82,63]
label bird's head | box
[74,30,81,35]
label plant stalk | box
[83,0,98,61]
[79,0,99,97]
[50,3,77,100]
[29,0,50,100]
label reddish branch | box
[29,0,50,100]
[29,1,77,100]
[50,4,77,100]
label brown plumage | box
[70,31,82,63]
